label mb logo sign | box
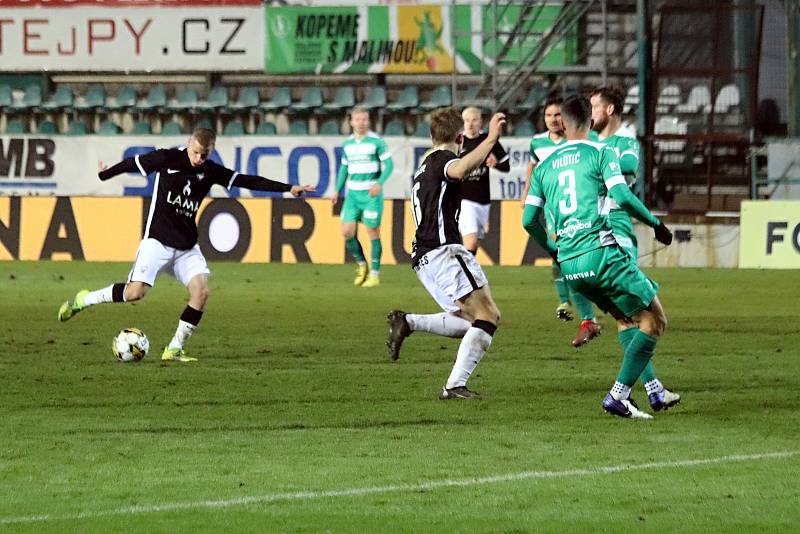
[739,200,800,269]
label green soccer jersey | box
[336,132,393,193]
[529,131,566,165]
[527,140,626,262]
[597,125,639,186]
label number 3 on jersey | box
[558,169,577,215]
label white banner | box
[0,135,534,200]
[0,6,264,71]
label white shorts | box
[128,238,211,287]
[414,244,488,313]
[458,199,491,239]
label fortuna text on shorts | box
[564,270,596,280]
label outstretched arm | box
[233,174,314,197]
[98,158,137,181]
[608,183,672,244]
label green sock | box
[616,330,658,386]
[618,326,657,384]
[345,237,365,263]
[370,238,382,273]
[552,265,571,303]
[572,291,595,321]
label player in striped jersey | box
[331,107,394,288]
[523,96,679,418]
[522,96,601,346]
[57,128,313,362]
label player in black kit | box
[386,108,506,399]
[57,128,314,362]
[458,106,510,255]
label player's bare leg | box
[361,225,382,287]
[386,309,471,360]
[342,221,367,285]
[462,232,478,255]
[162,275,207,362]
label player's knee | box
[194,286,210,306]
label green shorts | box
[609,210,638,258]
[341,190,383,227]
[559,245,659,318]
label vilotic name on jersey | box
[166,191,200,216]
[551,152,580,169]
[564,270,596,280]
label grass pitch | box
[0,262,798,532]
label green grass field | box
[1,262,798,532]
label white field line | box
[1,450,796,525]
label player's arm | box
[602,149,672,244]
[98,149,167,181]
[446,113,506,180]
[521,168,557,258]
[618,138,640,175]
[232,173,313,197]
[377,142,394,185]
[332,155,349,203]
[520,159,536,203]
[492,142,511,172]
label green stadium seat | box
[66,120,88,135]
[194,117,214,130]
[97,121,121,135]
[10,84,42,111]
[134,85,167,112]
[0,84,11,108]
[162,121,184,135]
[419,86,452,111]
[383,119,405,136]
[223,120,246,135]
[289,119,308,135]
[259,87,291,112]
[321,87,355,112]
[200,86,229,111]
[131,121,152,135]
[40,86,74,111]
[73,85,105,111]
[359,87,386,110]
[518,85,548,112]
[255,121,277,135]
[386,86,418,112]
[170,88,199,112]
[413,121,431,138]
[514,121,535,137]
[228,86,260,112]
[5,119,28,134]
[108,86,138,111]
[318,120,340,135]
[37,120,59,134]
[290,87,322,112]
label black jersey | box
[410,149,463,265]
[134,148,235,250]
[458,132,510,204]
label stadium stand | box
[259,87,291,112]
[413,120,431,138]
[321,87,355,112]
[37,120,58,134]
[97,121,121,135]
[161,121,184,135]
[675,84,711,114]
[289,119,309,135]
[255,121,278,135]
[382,119,406,136]
[419,86,452,112]
[66,120,88,135]
[318,119,341,135]
[5,118,27,134]
[386,86,419,112]
[358,87,387,110]
[222,120,246,136]
[289,87,323,112]
[40,86,74,112]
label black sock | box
[112,283,126,303]
[180,305,203,326]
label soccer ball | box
[112,327,150,362]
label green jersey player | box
[523,96,680,419]
[591,86,641,257]
[332,107,394,288]
[522,96,600,347]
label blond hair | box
[191,128,216,147]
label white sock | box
[83,284,118,306]
[405,313,471,338]
[644,378,664,396]
[445,327,493,389]
[168,320,197,350]
[369,269,380,277]
[610,381,632,401]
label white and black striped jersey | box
[458,132,510,205]
[410,149,463,265]
[99,147,291,250]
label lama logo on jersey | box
[557,217,591,239]
[166,179,201,218]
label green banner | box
[264,4,577,74]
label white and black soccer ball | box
[112,327,150,362]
